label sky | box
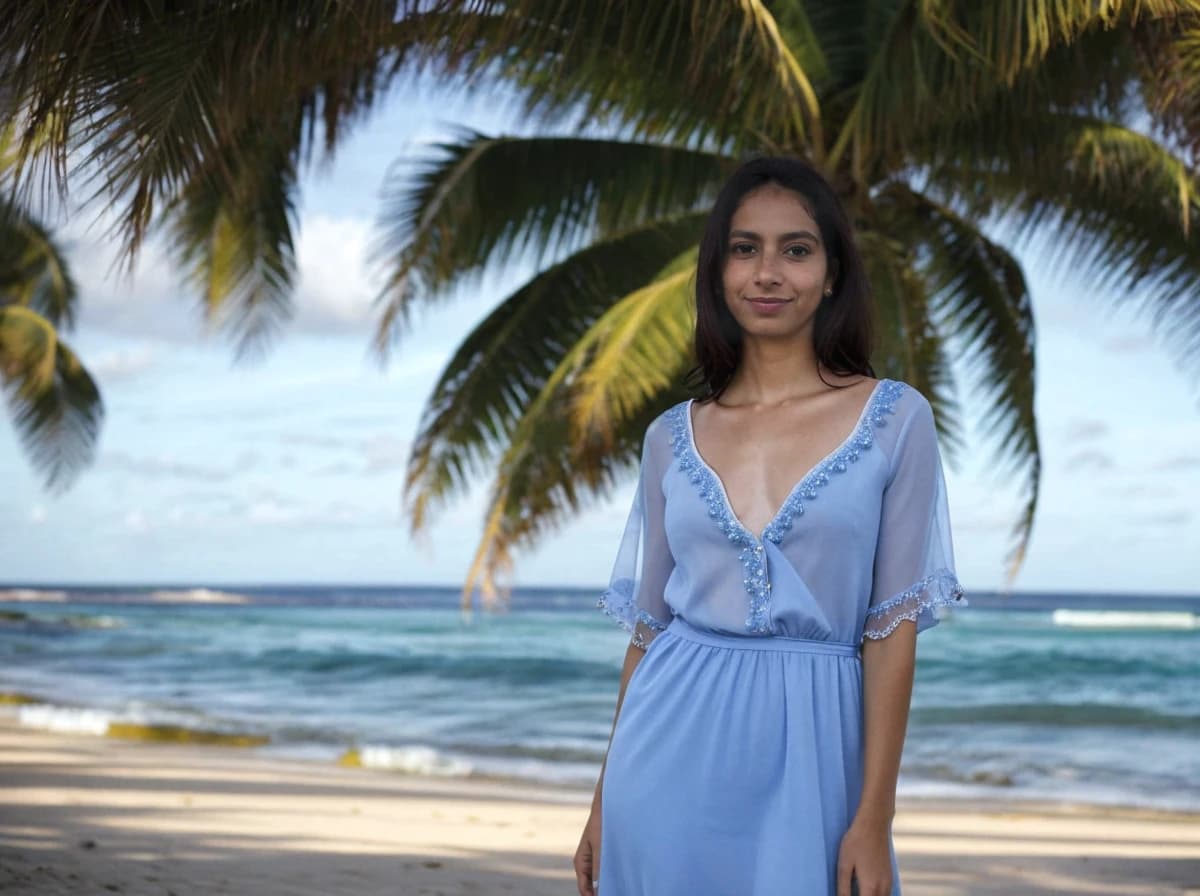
[2,81,1198,597]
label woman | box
[574,156,965,896]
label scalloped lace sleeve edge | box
[862,568,966,640]
[597,577,669,649]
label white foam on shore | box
[359,744,474,777]
[148,588,250,605]
[18,704,113,736]
[0,589,68,602]
[1052,609,1196,629]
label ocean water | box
[1,585,1197,813]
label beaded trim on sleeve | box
[666,380,904,635]
[597,576,669,649]
[862,568,966,640]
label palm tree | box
[3,3,1198,604]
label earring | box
[823,288,833,298]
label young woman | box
[574,156,965,896]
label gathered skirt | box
[598,615,900,895]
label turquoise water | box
[1,585,1197,811]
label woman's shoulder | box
[873,377,932,418]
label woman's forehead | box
[730,185,818,231]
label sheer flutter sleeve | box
[863,393,966,640]
[596,416,675,649]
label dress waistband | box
[665,616,860,657]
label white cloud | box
[89,345,161,382]
[1062,449,1114,472]
[1062,419,1108,441]
[99,451,234,482]
[291,214,386,333]
[124,508,148,533]
[30,505,47,525]
[363,433,410,474]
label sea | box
[1,585,1197,813]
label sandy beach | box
[1,717,1197,896]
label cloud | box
[99,450,235,482]
[89,345,161,382]
[1103,333,1153,354]
[1062,449,1114,472]
[291,214,386,334]
[124,508,149,533]
[1062,419,1108,441]
[362,433,410,474]
[1154,455,1200,472]
[30,505,48,525]
[236,495,397,529]
[1129,509,1192,527]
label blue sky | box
[2,83,1198,596]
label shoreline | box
[2,718,1198,895]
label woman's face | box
[720,183,834,339]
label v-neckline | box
[684,378,889,542]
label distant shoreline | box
[4,584,1199,610]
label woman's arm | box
[857,617,916,824]
[574,637,647,896]
[837,618,917,896]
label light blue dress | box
[596,378,965,895]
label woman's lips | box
[746,297,791,313]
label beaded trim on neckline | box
[665,379,906,633]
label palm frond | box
[404,213,706,532]
[830,1,1166,177]
[570,252,696,445]
[372,132,729,357]
[424,0,822,150]
[934,116,1200,378]
[886,184,1040,582]
[458,352,676,611]
[162,128,300,361]
[1134,13,1200,164]
[857,226,966,463]
[0,305,102,492]
[0,198,77,329]
[0,2,416,259]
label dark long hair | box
[684,155,875,401]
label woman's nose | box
[754,256,783,285]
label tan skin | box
[574,184,918,896]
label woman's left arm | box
[836,615,917,896]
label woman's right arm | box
[574,637,647,896]
[578,415,676,894]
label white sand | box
[1,719,1197,895]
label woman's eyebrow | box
[730,229,821,243]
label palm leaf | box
[372,133,729,356]
[405,213,707,532]
[0,198,77,329]
[857,227,966,462]
[0,2,417,258]
[162,126,301,361]
[0,305,102,492]
[886,184,1040,581]
[934,117,1200,377]
[423,0,821,150]
[829,0,1174,176]
[570,250,697,444]
[456,249,701,606]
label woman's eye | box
[730,242,756,256]
[785,244,811,257]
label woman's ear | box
[825,259,840,295]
